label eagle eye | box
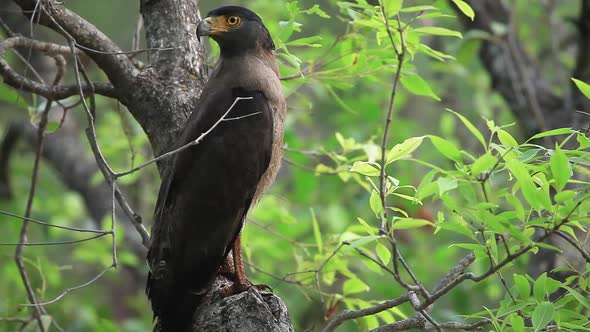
[226,16,241,27]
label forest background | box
[0,0,589,331]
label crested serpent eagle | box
[146,6,286,332]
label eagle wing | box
[147,87,274,329]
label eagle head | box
[197,6,275,56]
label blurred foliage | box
[1,0,589,331]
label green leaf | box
[550,149,571,191]
[497,129,518,147]
[336,132,358,150]
[400,74,441,100]
[400,5,437,13]
[301,4,331,18]
[533,273,548,302]
[450,243,484,251]
[369,190,384,218]
[436,219,473,238]
[560,322,590,331]
[381,0,403,16]
[413,26,462,39]
[513,274,530,299]
[350,161,381,176]
[357,217,377,236]
[390,217,432,230]
[286,35,324,48]
[528,128,571,141]
[344,236,381,251]
[386,136,424,164]
[560,285,590,310]
[446,109,486,149]
[510,314,524,332]
[428,135,462,164]
[343,278,369,295]
[0,84,28,108]
[577,132,590,148]
[418,43,456,61]
[451,0,474,20]
[375,243,391,265]
[310,209,323,254]
[572,78,590,99]
[506,158,546,210]
[470,152,498,176]
[315,163,335,174]
[532,301,554,331]
[554,190,575,203]
[437,177,458,196]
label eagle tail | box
[148,272,206,332]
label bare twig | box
[378,7,406,231]
[282,242,346,303]
[0,36,117,99]
[249,218,314,248]
[407,292,441,332]
[283,157,341,175]
[14,91,52,332]
[323,294,410,332]
[114,97,254,178]
[0,316,32,323]
[553,230,590,263]
[13,0,138,85]
[372,317,492,332]
[74,42,176,56]
[279,34,347,81]
[22,266,113,307]
[58,33,150,247]
[1,233,109,246]
[0,211,108,234]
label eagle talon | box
[254,283,273,293]
[220,280,252,298]
[220,280,273,298]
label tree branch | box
[0,36,117,99]
[451,0,570,136]
[323,197,583,331]
[14,92,52,332]
[12,0,138,93]
[135,0,209,156]
[572,0,590,128]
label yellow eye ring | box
[226,16,240,26]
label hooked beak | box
[196,16,228,42]
[196,17,211,42]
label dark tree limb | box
[12,0,138,91]
[0,36,118,99]
[452,0,590,289]
[572,0,590,125]
[452,0,570,137]
[0,123,19,199]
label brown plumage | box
[146,6,286,332]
